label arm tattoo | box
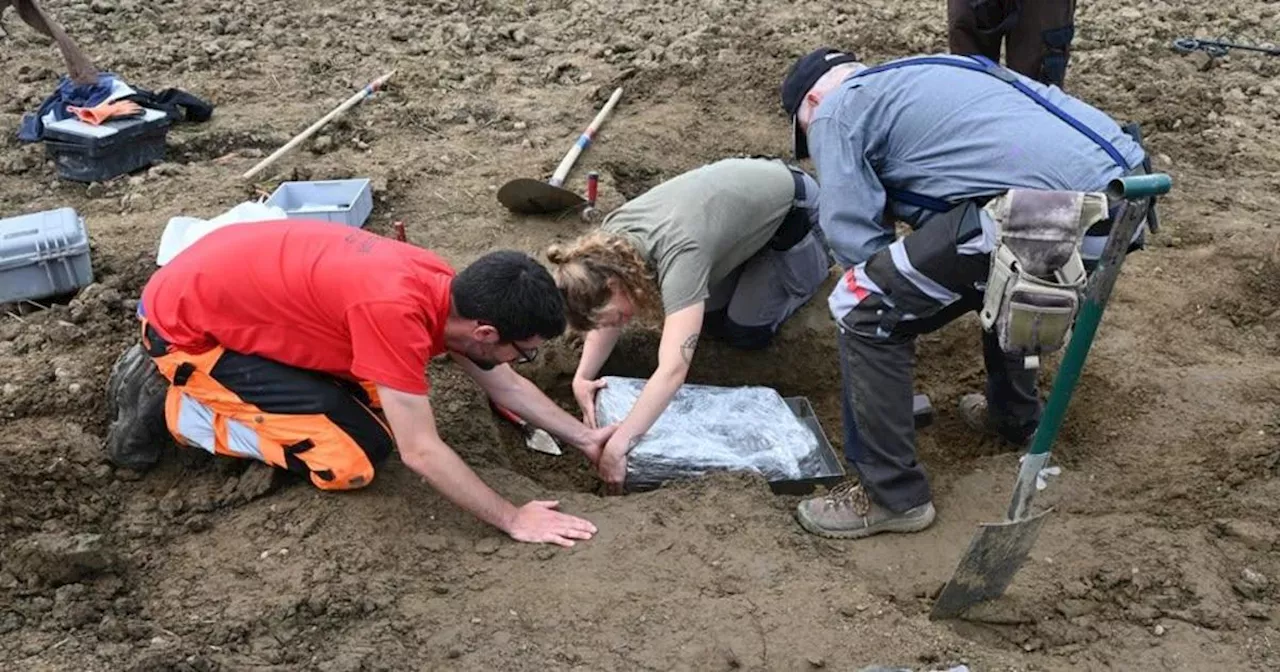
[680,333,699,364]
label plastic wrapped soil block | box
[594,376,826,491]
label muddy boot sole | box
[104,344,171,471]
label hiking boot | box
[958,393,999,436]
[959,393,1032,449]
[104,344,171,471]
[794,481,935,540]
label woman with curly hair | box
[545,156,832,491]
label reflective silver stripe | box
[828,265,885,322]
[176,393,216,454]
[225,419,265,461]
[958,208,999,256]
[890,240,959,304]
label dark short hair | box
[452,250,567,342]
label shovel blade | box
[497,178,587,214]
[929,507,1053,620]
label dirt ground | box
[2,0,1279,669]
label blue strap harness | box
[847,55,1131,214]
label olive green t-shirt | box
[600,158,795,315]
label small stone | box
[418,534,447,552]
[1243,602,1272,620]
[1234,567,1270,599]
[68,383,82,394]
[1057,599,1100,619]
[89,0,113,13]
[1188,51,1214,71]
[85,182,105,198]
[470,617,481,624]
[260,550,272,560]
[6,532,115,587]
[1214,519,1278,551]
[474,538,501,555]
[535,548,555,561]
[807,655,826,668]
[837,604,861,617]
[311,135,334,154]
[2,383,18,396]
[1153,624,1166,636]
[148,163,185,178]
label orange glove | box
[67,99,143,125]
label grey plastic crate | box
[265,179,373,228]
[0,207,94,305]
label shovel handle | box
[1007,173,1171,519]
[548,87,623,187]
[1107,173,1172,200]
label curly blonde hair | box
[545,231,662,331]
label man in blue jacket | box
[778,47,1152,540]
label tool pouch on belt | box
[979,188,1108,360]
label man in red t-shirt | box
[105,219,614,547]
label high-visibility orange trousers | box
[140,320,395,491]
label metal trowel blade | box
[525,428,563,456]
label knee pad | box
[723,320,775,351]
[1040,25,1075,85]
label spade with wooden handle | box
[497,87,623,215]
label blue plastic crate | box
[266,178,373,228]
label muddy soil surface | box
[2,0,1280,669]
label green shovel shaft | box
[1024,298,1104,457]
[1024,173,1171,459]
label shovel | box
[490,401,563,456]
[929,172,1173,620]
[497,87,623,215]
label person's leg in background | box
[1006,0,1077,87]
[948,0,1013,63]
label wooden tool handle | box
[242,70,395,181]
[548,87,623,187]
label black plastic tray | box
[772,396,846,495]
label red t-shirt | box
[141,219,453,395]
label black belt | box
[790,167,808,204]
[771,168,816,251]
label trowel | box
[490,401,563,456]
[497,87,623,215]
[929,172,1172,620]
